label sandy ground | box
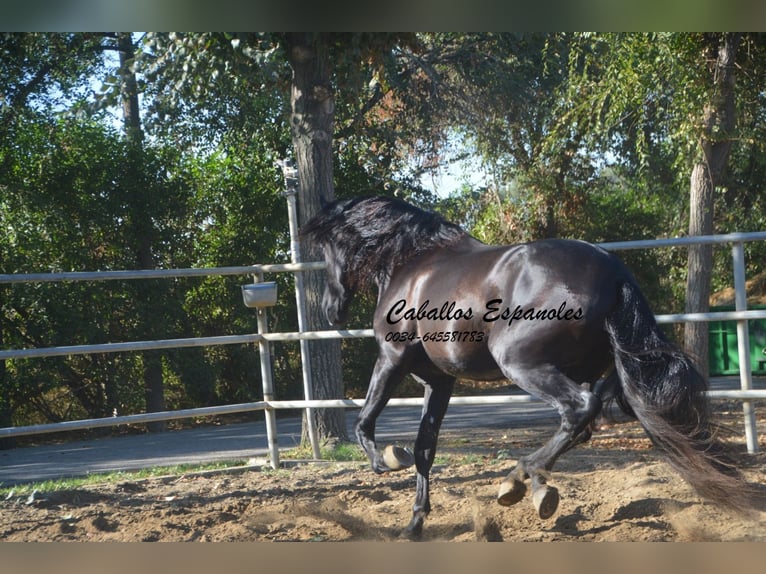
[2,403,766,542]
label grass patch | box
[0,459,248,498]
[281,440,366,462]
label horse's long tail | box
[604,279,752,514]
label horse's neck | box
[375,234,485,295]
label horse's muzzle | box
[322,287,350,326]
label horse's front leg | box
[355,351,413,474]
[403,375,455,540]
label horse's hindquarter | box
[374,239,623,383]
[484,239,622,382]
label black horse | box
[301,195,749,539]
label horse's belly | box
[438,363,506,381]
[424,339,504,381]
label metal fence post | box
[253,271,280,468]
[732,241,758,453]
[279,159,322,460]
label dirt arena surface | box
[2,406,766,542]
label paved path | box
[0,377,757,486]
[0,395,557,486]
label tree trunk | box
[285,33,347,441]
[684,33,741,378]
[117,33,166,432]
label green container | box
[708,305,766,376]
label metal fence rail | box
[0,262,327,284]
[1,230,766,463]
[0,328,376,360]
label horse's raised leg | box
[355,350,413,474]
[496,364,602,519]
[402,375,455,540]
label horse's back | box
[423,238,626,316]
[506,238,623,286]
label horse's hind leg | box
[497,364,602,519]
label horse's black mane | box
[300,196,469,292]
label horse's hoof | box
[497,478,526,506]
[382,445,415,471]
[532,485,559,519]
[399,525,422,541]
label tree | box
[684,33,741,377]
[1,33,107,442]
[516,33,755,361]
[281,33,346,439]
[408,33,766,362]
[113,32,167,431]
[137,32,348,440]
[546,33,749,372]
[137,32,427,442]
[2,34,224,431]
[409,33,589,240]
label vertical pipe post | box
[253,271,280,468]
[280,159,322,460]
[732,241,758,453]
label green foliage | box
[429,33,766,320]
[4,32,766,434]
